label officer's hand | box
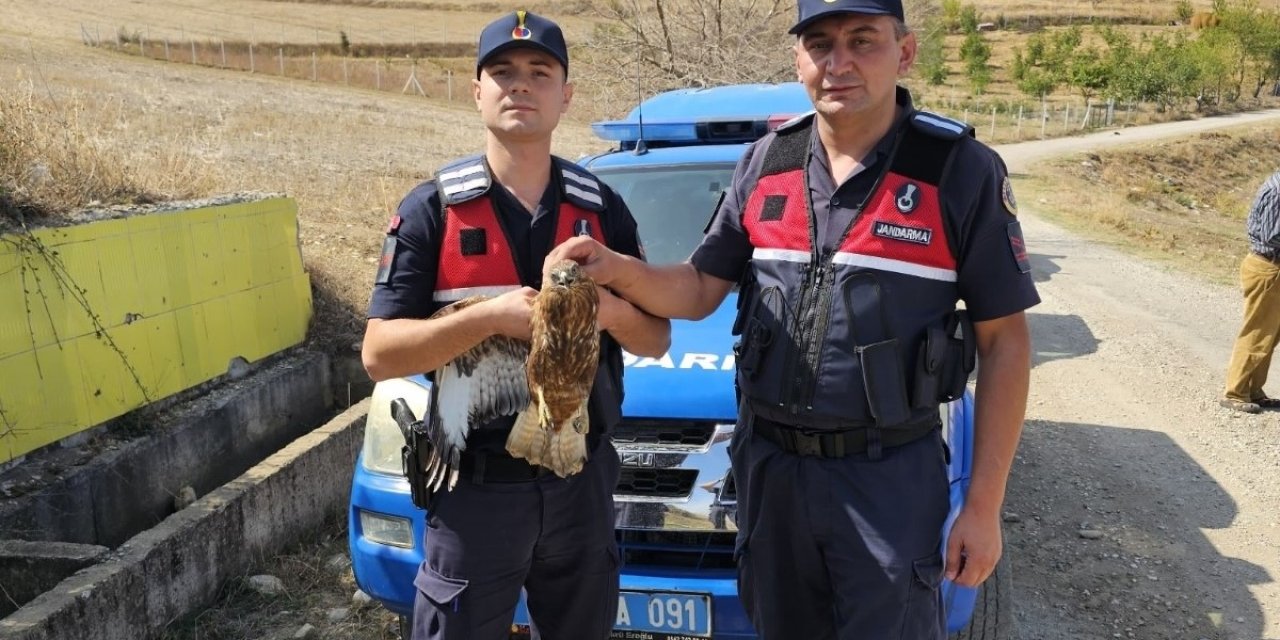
[595,286,630,333]
[483,287,537,341]
[545,236,625,286]
[943,506,1003,588]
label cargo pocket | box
[899,553,944,639]
[414,564,469,610]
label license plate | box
[610,591,713,639]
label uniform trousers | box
[730,416,950,640]
[411,439,621,640]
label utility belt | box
[456,437,601,484]
[751,414,938,459]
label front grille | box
[617,529,737,570]
[616,468,698,498]
[611,420,717,447]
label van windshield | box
[594,164,737,267]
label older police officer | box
[362,10,670,640]
[545,0,1038,637]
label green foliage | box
[941,0,963,33]
[916,25,949,86]
[1066,47,1111,100]
[1174,0,1195,22]
[960,31,992,93]
[339,31,351,56]
[959,4,981,34]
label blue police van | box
[348,82,1011,640]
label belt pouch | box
[858,338,912,428]
[912,325,947,409]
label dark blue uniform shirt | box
[691,87,1040,322]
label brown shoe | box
[1221,398,1263,414]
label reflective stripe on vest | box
[433,197,605,302]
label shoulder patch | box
[1001,176,1018,216]
[911,111,973,141]
[772,111,816,134]
[555,157,606,212]
[435,155,491,205]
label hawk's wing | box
[425,297,531,489]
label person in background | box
[1222,170,1280,414]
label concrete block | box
[0,540,109,618]
[0,399,368,640]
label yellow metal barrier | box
[0,198,313,464]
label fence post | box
[1107,99,1115,126]
[249,43,255,73]
[376,59,381,90]
[164,38,170,61]
[963,108,970,124]
[312,51,317,81]
[343,57,349,85]
[220,40,226,68]
[1064,104,1071,129]
[989,106,996,139]
[447,69,453,101]
[279,47,284,76]
[191,39,196,64]
[141,33,146,57]
[1041,102,1047,138]
[1017,105,1024,138]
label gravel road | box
[998,113,1280,640]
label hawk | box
[420,259,600,489]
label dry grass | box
[1019,123,1280,284]
[0,36,605,353]
[0,73,220,231]
[5,0,1280,348]
[160,515,400,640]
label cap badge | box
[512,10,532,39]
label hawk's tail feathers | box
[543,400,589,478]
[505,404,546,466]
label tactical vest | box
[733,112,975,433]
[434,155,607,303]
[432,154,626,434]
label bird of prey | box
[411,259,600,492]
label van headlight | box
[361,377,432,476]
[359,510,414,548]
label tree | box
[960,31,992,93]
[1066,47,1111,101]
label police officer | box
[545,0,1038,637]
[361,10,670,640]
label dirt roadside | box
[1001,121,1280,640]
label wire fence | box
[77,21,1224,144]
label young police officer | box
[361,11,670,640]
[545,0,1038,637]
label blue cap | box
[476,10,569,77]
[789,0,905,35]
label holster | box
[912,310,975,407]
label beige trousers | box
[1224,253,1280,401]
